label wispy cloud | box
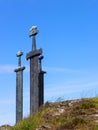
[0,64,29,73]
[0,64,88,74]
[44,67,81,73]
[0,65,15,73]
[45,80,98,102]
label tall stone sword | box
[26,26,42,114]
[14,51,25,123]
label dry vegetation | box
[8,97,98,130]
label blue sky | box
[0,0,98,126]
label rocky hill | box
[0,125,11,130]
[1,97,98,130]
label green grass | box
[10,112,44,130]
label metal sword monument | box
[14,51,25,123]
[39,56,46,106]
[26,26,46,114]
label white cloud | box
[0,64,87,74]
[0,65,15,73]
[44,66,81,73]
[0,64,29,73]
[44,80,98,102]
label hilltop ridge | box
[1,97,98,130]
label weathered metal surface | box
[26,49,42,60]
[29,26,38,51]
[32,36,36,51]
[39,71,46,106]
[14,51,25,123]
[29,26,38,37]
[30,57,39,114]
[16,51,23,66]
[26,25,46,114]
[39,56,46,106]
[27,49,42,114]
[16,70,23,123]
